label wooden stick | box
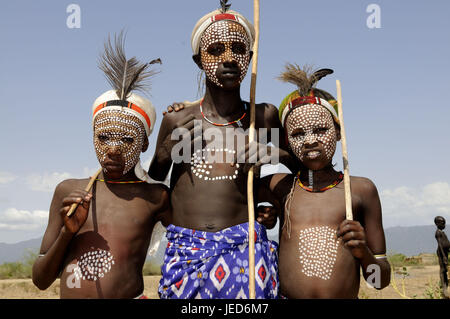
[336,80,353,220]
[66,168,102,217]
[247,0,260,300]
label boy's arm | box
[154,184,171,228]
[148,111,196,181]
[32,181,91,290]
[256,174,294,227]
[262,103,296,172]
[256,177,281,229]
[337,178,391,290]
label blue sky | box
[0,0,449,243]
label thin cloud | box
[380,182,450,227]
[0,172,17,184]
[26,172,73,193]
[0,208,48,231]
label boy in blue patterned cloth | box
[159,223,278,299]
[149,1,290,299]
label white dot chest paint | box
[298,226,340,280]
[191,148,240,181]
[73,249,115,282]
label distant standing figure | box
[435,216,450,299]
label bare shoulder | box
[436,229,444,238]
[350,176,381,213]
[54,178,91,197]
[139,182,170,203]
[144,182,170,195]
[350,176,378,195]
[255,102,278,114]
[162,101,200,126]
[255,102,280,128]
[269,173,290,191]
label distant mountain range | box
[0,225,448,264]
[384,225,447,256]
[0,237,43,264]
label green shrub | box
[423,279,443,299]
[387,253,423,268]
[142,261,161,276]
[387,253,407,268]
[0,249,37,279]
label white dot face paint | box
[93,110,146,175]
[73,249,115,282]
[298,226,340,280]
[285,104,337,165]
[199,20,251,87]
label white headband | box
[92,90,156,136]
[191,10,255,55]
[281,96,339,128]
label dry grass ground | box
[359,265,445,299]
[0,265,447,299]
[0,276,161,299]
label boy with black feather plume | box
[32,32,171,299]
[99,31,161,101]
[259,63,391,298]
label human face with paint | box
[198,20,252,89]
[285,104,340,171]
[93,110,148,179]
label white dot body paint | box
[199,20,251,87]
[285,104,337,164]
[298,226,340,280]
[93,110,146,175]
[73,249,115,283]
[190,148,239,181]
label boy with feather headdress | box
[260,64,391,298]
[32,32,170,299]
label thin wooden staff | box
[66,167,102,217]
[247,0,260,300]
[336,80,353,220]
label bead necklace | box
[199,99,248,127]
[296,171,344,193]
[95,179,145,184]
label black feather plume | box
[220,0,231,13]
[99,31,161,99]
[312,69,334,85]
[277,64,333,96]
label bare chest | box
[286,184,362,226]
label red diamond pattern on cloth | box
[175,278,184,290]
[258,265,266,282]
[255,258,269,290]
[271,275,276,289]
[172,273,188,298]
[210,256,230,291]
[215,265,226,283]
